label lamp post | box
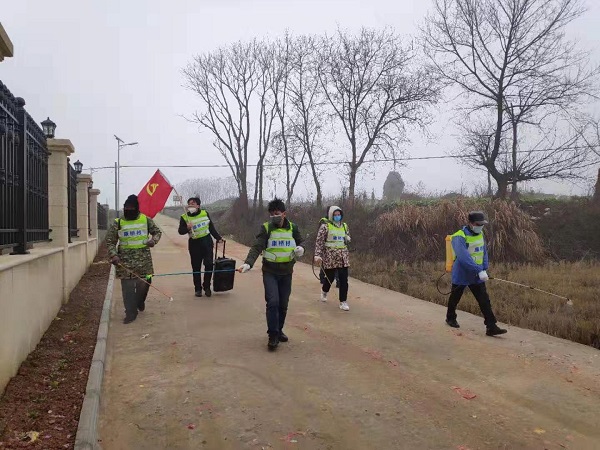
[73,159,83,174]
[114,135,138,218]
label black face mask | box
[123,209,138,220]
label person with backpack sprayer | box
[317,211,340,289]
[177,196,223,298]
[445,211,507,336]
[314,206,351,311]
[238,198,305,351]
[106,194,162,324]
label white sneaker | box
[320,291,328,302]
[339,302,350,311]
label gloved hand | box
[187,222,193,231]
[110,255,120,265]
[144,239,155,248]
[344,235,351,244]
[294,246,305,258]
[478,270,489,281]
[239,263,251,273]
[314,256,322,266]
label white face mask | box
[187,207,198,214]
[472,225,484,234]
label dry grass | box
[377,199,546,263]
[350,255,600,349]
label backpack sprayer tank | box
[445,235,454,273]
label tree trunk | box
[348,166,357,209]
[495,177,509,199]
[593,167,600,206]
[252,161,260,211]
[487,172,493,197]
[510,182,519,200]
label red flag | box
[137,170,173,218]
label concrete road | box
[98,215,600,450]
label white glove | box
[314,256,322,266]
[294,246,305,258]
[478,270,489,281]
[345,235,351,243]
[240,263,251,273]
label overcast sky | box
[2,0,599,208]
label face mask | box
[187,207,198,214]
[472,225,484,234]
[270,215,284,227]
[124,209,138,220]
[333,215,342,222]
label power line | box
[89,146,599,171]
[88,154,465,171]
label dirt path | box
[98,215,600,450]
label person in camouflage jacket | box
[106,194,162,323]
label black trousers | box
[263,272,292,336]
[446,282,497,327]
[319,267,340,286]
[189,238,214,291]
[121,277,151,319]
[322,267,349,302]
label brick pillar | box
[47,139,74,247]
[76,174,92,240]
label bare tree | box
[253,40,279,210]
[183,40,259,212]
[286,34,329,207]
[176,177,240,205]
[319,27,439,207]
[424,0,598,198]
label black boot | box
[486,324,507,336]
[138,301,145,312]
[204,287,212,297]
[446,319,460,328]
[195,290,203,297]
[279,332,289,342]
[123,315,137,324]
[268,334,279,351]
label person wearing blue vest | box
[177,197,223,298]
[446,211,507,336]
[106,195,162,324]
[239,198,305,351]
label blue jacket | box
[451,226,489,286]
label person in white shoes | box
[314,206,351,311]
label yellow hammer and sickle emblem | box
[147,183,159,196]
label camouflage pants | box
[121,277,151,319]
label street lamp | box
[74,160,83,174]
[114,135,138,218]
[41,117,56,138]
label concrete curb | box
[75,265,115,450]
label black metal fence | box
[0,80,50,253]
[67,159,78,242]
[97,203,108,230]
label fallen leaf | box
[139,384,145,388]
[533,428,546,435]
[187,423,196,430]
[451,386,477,400]
[141,334,150,339]
[26,431,39,443]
